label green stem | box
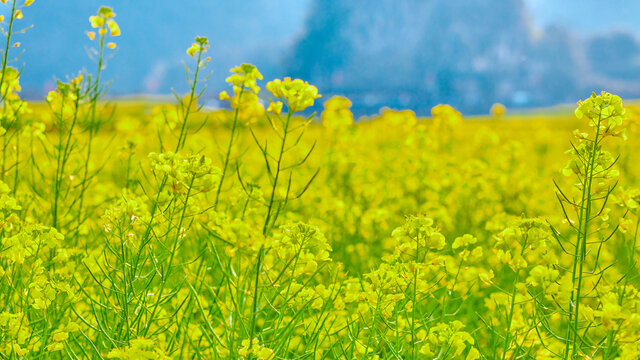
[143,174,196,335]
[603,217,639,359]
[0,1,17,182]
[501,270,520,360]
[175,48,203,152]
[0,0,17,104]
[11,128,18,195]
[565,110,603,359]
[75,33,105,230]
[213,86,245,210]
[52,89,81,229]
[263,110,293,236]
[249,110,293,342]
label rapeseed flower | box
[266,77,321,112]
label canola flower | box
[266,77,321,113]
[1,3,640,360]
[321,95,353,131]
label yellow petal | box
[107,19,120,36]
[89,15,104,28]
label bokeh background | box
[10,0,640,114]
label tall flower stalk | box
[241,77,321,341]
[552,92,626,359]
[214,63,263,210]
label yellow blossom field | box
[2,4,640,360]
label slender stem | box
[213,86,245,210]
[502,236,528,359]
[411,232,420,360]
[564,110,603,359]
[249,110,293,342]
[263,110,293,236]
[501,270,520,359]
[124,143,133,189]
[0,0,17,104]
[75,33,105,229]
[603,217,639,359]
[143,174,196,335]
[11,128,19,195]
[0,0,18,181]
[137,50,203,262]
[175,48,203,152]
[52,89,81,229]
[442,256,464,321]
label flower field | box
[1,4,640,360]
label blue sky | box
[528,0,640,34]
[6,0,640,113]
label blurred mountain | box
[288,0,640,113]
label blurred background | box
[12,0,640,115]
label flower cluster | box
[4,2,640,359]
[219,63,264,124]
[266,77,321,113]
[149,152,221,194]
[321,96,353,131]
[88,6,120,49]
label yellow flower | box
[257,347,274,360]
[219,91,230,101]
[106,338,170,359]
[47,342,64,352]
[432,104,462,127]
[467,348,481,360]
[89,7,119,39]
[98,6,115,19]
[107,19,120,36]
[107,42,116,49]
[321,95,353,130]
[266,77,321,112]
[15,10,23,19]
[24,0,34,6]
[575,91,625,130]
[71,73,83,86]
[490,103,506,117]
[52,331,69,342]
[452,234,477,250]
[267,100,283,115]
[86,31,96,40]
[187,43,201,57]
[187,36,209,57]
[226,63,263,94]
[13,344,27,356]
[89,15,104,28]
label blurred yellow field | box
[2,4,640,360]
